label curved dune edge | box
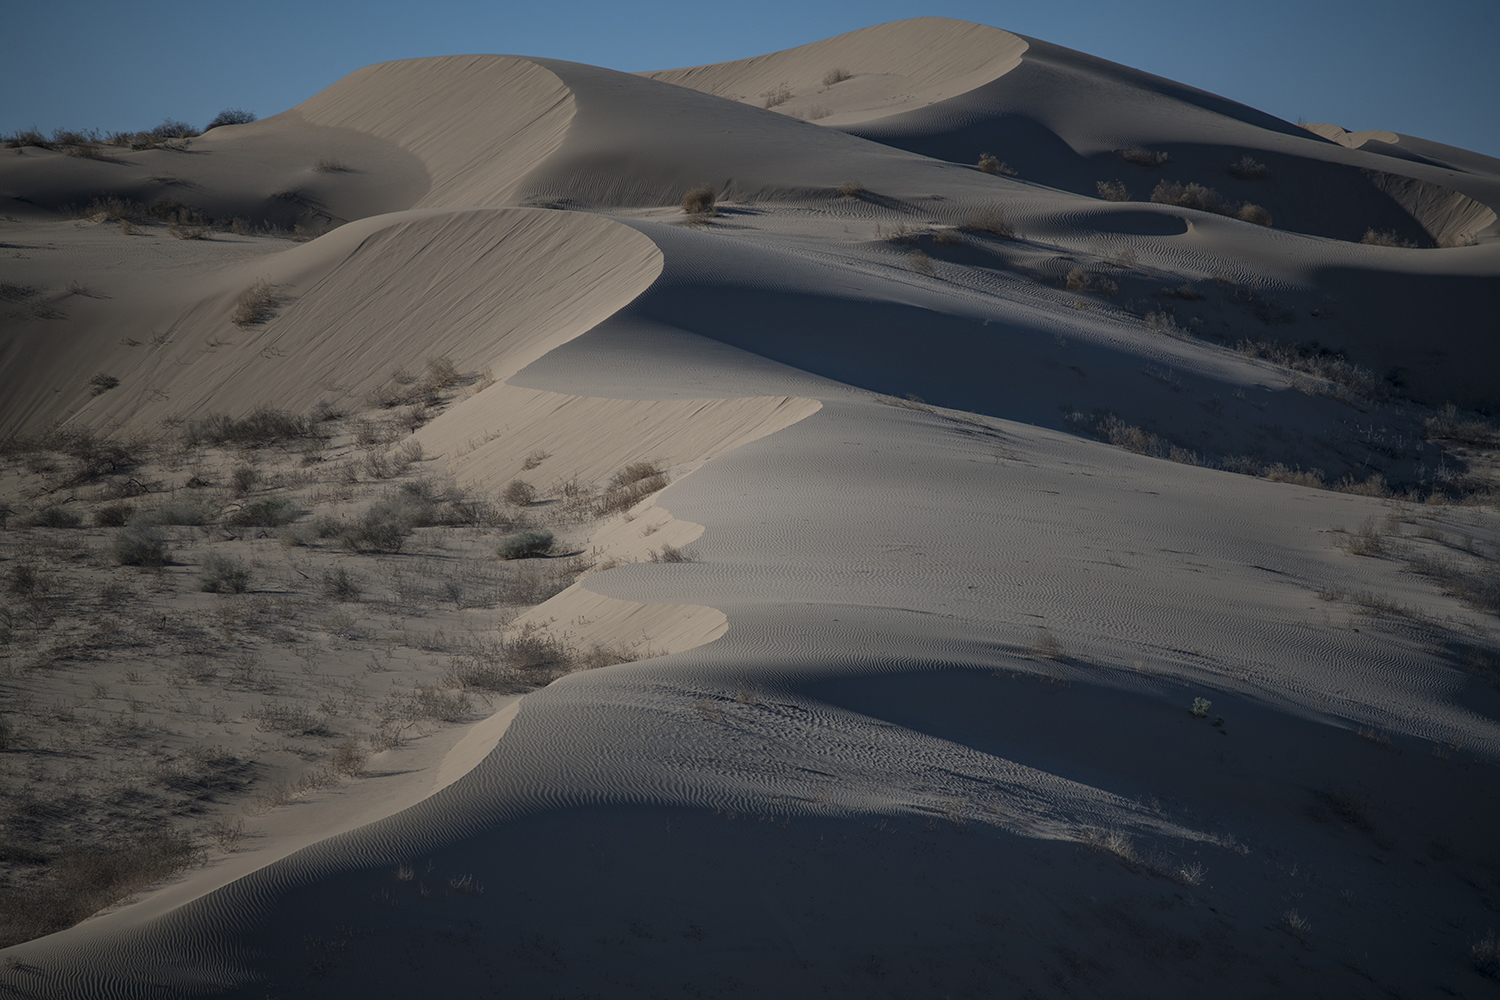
[288,54,576,208]
[642,17,1026,127]
[0,207,663,435]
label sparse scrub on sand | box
[1236,203,1272,226]
[502,479,537,507]
[1096,179,1130,201]
[1150,181,1272,226]
[185,407,315,447]
[1064,268,1117,296]
[1361,228,1418,248]
[822,67,852,86]
[1117,147,1170,168]
[958,204,1018,239]
[496,530,555,560]
[313,157,349,172]
[226,497,298,528]
[837,179,865,198]
[1472,931,1500,977]
[650,544,694,563]
[321,566,362,601]
[198,553,250,593]
[977,153,1017,177]
[1032,627,1065,660]
[1228,154,1268,179]
[761,82,794,108]
[680,185,717,216]
[231,279,276,326]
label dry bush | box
[957,204,1018,238]
[822,67,851,86]
[502,479,536,507]
[761,82,793,108]
[1064,268,1116,296]
[1117,147,1170,168]
[86,373,120,396]
[907,251,936,277]
[321,566,362,601]
[595,464,669,517]
[1228,154,1268,179]
[650,544,694,563]
[836,179,866,198]
[1151,180,1226,214]
[1361,228,1417,248]
[313,157,348,172]
[1472,930,1500,978]
[521,449,549,470]
[204,108,256,131]
[496,530,554,560]
[1237,203,1272,226]
[331,738,368,777]
[184,407,313,447]
[231,279,276,326]
[1235,338,1381,399]
[679,185,718,216]
[110,525,168,566]
[976,153,1017,177]
[198,553,250,593]
[168,222,210,240]
[1032,627,1065,660]
[1096,179,1130,202]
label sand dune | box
[2,16,1499,999]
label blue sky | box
[4,0,1497,158]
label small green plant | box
[199,553,250,593]
[496,530,555,560]
[1190,697,1212,718]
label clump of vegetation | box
[1151,181,1271,226]
[1064,268,1118,296]
[1361,228,1418,248]
[761,82,793,108]
[594,461,670,516]
[87,373,120,396]
[1237,203,1272,226]
[1228,154,1268,179]
[184,407,314,448]
[496,530,555,560]
[1117,147,1170,168]
[231,279,276,326]
[198,553,250,593]
[1190,697,1212,718]
[226,497,298,528]
[205,108,256,131]
[822,67,851,86]
[957,204,1018,239]
[1096,179,1130,202]
[837,179,866,198]
[364,356,465,410]
[908,251,936,277]
[681,185,717,216]
[502,479,536,507]
[110,524,168,566]
[321,566,362,601]
[976,154,1017,177]
[313,157,348,173]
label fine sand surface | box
[2,16,1499,999]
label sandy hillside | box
[2,16,1500,999]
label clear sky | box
[4,0,1497,158]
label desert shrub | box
[761,82,793,108]
[976,153,1017,176]
[1237,203,1272,226]
[958,204,1017,238]
[111,525,168,566]
[204,108,256,131]
[339,487,439,553]
[87,373,120,396]
[1473,930,1500,978]
[331,737,368,777]
[1096,179,1130,201]
[1118,147,1170,168]
[650,544,693,563]
[199,553,250,593]
[253,703,325,735]
[226,497,297,528]
[231,279,276,326]
[229,464,260,495]
[496,530,555,560]
[185,407,312,447]
[1190,697,1212,718]
[502,479,536,506]
[612,461,664,488]
[4,126,49,148]
[168,222,210,240]
[1032,627,1064,659]
[1235,338,1381,398]
[7,564,40,597]
[151,493,215,525]
[321,566,362,601]
[94,502,135,527]
[1361,228,1417,248]
[313,157,348,172]
[1228,154,1268,179]
[908,251,936,276]
[1151,180,1226,213]
[681,185,717,215]
[29,506,83,529]
[822,67,851,86]
[837,179,866,197]
[595,470,669,516]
